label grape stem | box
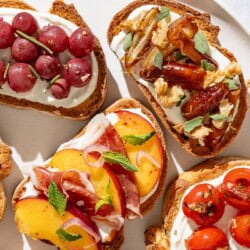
[29,65,40,79]
[16,30,53,55]
[3,62,10,80]
[47,74,61,90]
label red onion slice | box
[82,144,109,168]
[136,150,161,169]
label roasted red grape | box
[12,38,39,62]
[50,78,70,99]
[0,60,5,86]
[0,21,15,48]
[12,12,38,34]
[64,58,92,87]
[69,27,94,57]
[8,63,36,92]
[39,25,68,53]
[35,55,60,80]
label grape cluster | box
[0,12,94,99]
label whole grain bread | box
[13,98,168,250]
[145,156,250,249]
[0,0,107,120]
[107,0,247,158]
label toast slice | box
[0,0,107,120]
[0,139,12,220]
[13,98,167,250]
[107,0,247,157]
[145,157,250,249]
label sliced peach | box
[14,198,98,250]
[49,149,125,217]
[113,110,164,198]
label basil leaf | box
[102,151,138,172]
[224,78,239,90]
[184,116,203,133]
[123,32,133,51]
[122,131,156,145]
[194,32,209,54]
[201,59,215,71]
[176,95,187,107]
[210,114,228,121]
[56,228,82,242]
[48,181,67,215]
[174,51,186,61]
[154,51,163,69]
[156,6,170,21]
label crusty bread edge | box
[0,0,107,120]
[12,98,168,250]
[145,156,250,249]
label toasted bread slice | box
[0,0,107,120]
[145,156,250,249]
[107,0,247,158]
[13,98,167,250]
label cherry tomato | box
[187,226,229,250]
[221,168,250,211]
[230,213,250,248]
[182,183,225,226]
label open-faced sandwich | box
[108,0,247,157]
[0,0,107,120]
[0,139,12,220]
[145,157,250,250]
[13,98,167,250]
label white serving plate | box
[0,0,249,249]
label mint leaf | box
[123,32,133,51]
[184,116,203,133]
[194,32,209,54]
[210,114,228,121]
[56,228,82,242]
[122,131,156,145]
[176,95,187,107]
[102,151,138,172]
[201,59,215,71]
[224,78,239,90]
[48,181,67,215]
[174,51,186,61]
[156,6,170,21]
[95,181,112,212]
[154,51,163,69]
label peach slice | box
[49,149,126,217]
[14,198,98,250]
[113,110,164,198]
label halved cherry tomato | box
[182,183,225,226]
[230,213,250,248]
[221,168,250,211]
[187,226,229,250]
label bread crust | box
[0,0,107,120]
[13,98,168,250]
[107,1,247,158]
[145,156,250,249]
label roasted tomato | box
[187,226,229,250]
[221,168,250,211]
[230,213,250,248]
[182,183,225,226]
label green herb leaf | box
[95,199,111,212]
[176,95,187,107]
[210,114,228,121]
[47,74,61,89]
[154,51,163,69]
[201,59,215,71]
[3,62,10,80]
[156,6,170,21]
[174,51,186,61]
[224,78,239,90]
[56,228,82,242]
[95,180,112,212]
[16,30,53,55]
[122,131,156,145]
[102,151,138,172]
[123,32,133,51]
[184,116,203,133]
[194,32,209,54]
[48,181,67,215]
